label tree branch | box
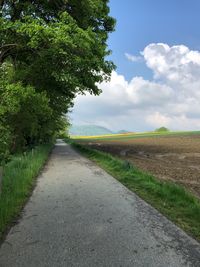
[0,44,18,64]
[0,44,18,50]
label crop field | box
[75,131,200,199]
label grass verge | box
[71,141,200,241]
[0,143,53,239]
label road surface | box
[0,140,200,266]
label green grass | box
[71,141,200,241]
[0,143,53,238]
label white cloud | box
[127,77,174,106]
[125,52,143,62]
[146,112,171,128]
[71,43,200,132]
[143,43,200,84]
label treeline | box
[0,0,115,162]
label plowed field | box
[80,134,200,198]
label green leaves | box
[0,0,115,160]
[0,81,53,151]
[1,2,115,96]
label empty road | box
[0,140,200,266]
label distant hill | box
[69,125,113,136]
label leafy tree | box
[57,116,71,139]
[0,1,115,101]
[0,0,115,161]
[0,81,53,150]
[155,127,170,132]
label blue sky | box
[71,0,200,132]
[108,0,200,81]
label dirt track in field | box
[82,135,200,199]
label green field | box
[73,130,200,142]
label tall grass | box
[0,144,53,238]
[71,142,200,241]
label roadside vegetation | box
[70,141,200,241]
[0,144,53,239]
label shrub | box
[155,127,169,132]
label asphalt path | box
[0,140,200,266]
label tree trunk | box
[0,166,3,195]
[0,0,4,9]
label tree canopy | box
[0,0,115,162]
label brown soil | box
[82,135,200,199]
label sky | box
[71,0,200,132]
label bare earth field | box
[82,135,200,199]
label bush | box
[155,127,169,132]
[0,82,54,151]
